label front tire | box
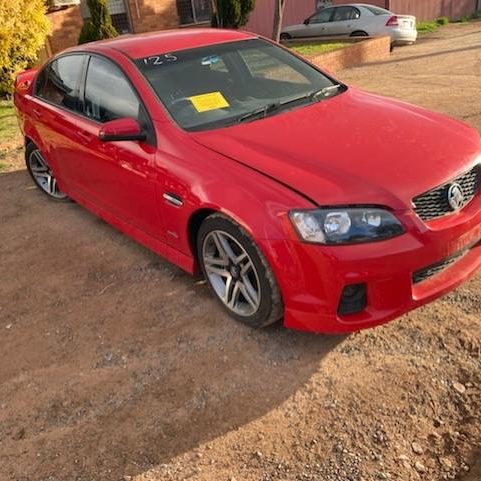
[197,214,283,328]
[25,142,67,201]
[280,33,292,41]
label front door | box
[65,55,162,239]
[303,7,334,37]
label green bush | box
[79,0,118,45]
[216,0,255,28]
[471,10,481,19]
[435,16,449,25]
[0,0,51,96]
[416,21,438,33]
[459,15,470,23]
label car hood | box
[192,88,481,209]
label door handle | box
[32,108,42,118]
[77,130,93,144]
[163,192,183,207]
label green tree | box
[215,0,255,28]
[79,0,118,45]
[0,0,51,96]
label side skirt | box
[63,185,195,275]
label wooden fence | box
[245,0,479,38]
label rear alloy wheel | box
[198,214,283,328]
[26,143,67,200]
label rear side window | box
[37,55,84,111]
[34,66,49,96]
[364,6,391,15]
[84,56,140,123]
[333,6,360,21]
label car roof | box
[329,3,390,9]
[67,28,258,59]
[318,3,387,8]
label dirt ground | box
[1,23,480,481]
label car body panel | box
[13,29,481,333]
[192,88,480,209]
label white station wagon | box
[281,3,417,45]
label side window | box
[310,8,333,24]
[38,55,84,111]
[333,7,360,21]
[84,56,140,123]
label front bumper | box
[260,196,481,333]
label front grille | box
[412,238,481,284]
[413,166,480,221]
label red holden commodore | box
[14,29,481,333]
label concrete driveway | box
[341,22,481,130]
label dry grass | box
[0,100,23,172]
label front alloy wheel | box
[203,230,261,317]
[198,214,283,328]
[26,143,67,200]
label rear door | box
[329,6,362,36]
[33,54,88,185]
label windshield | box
[135,39,344,131]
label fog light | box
[338,283,367,315]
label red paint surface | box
[14,30,481,333]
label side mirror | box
[303,18,310,25]
[99,118,146,142]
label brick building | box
[47,0,212,54]
[46,0,479,55]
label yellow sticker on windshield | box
[189,92,229,113]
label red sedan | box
[14,29,481,333]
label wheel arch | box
[350,30,369,37]
[186,204,277,272]
[187,208,219,269]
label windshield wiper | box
[280,84,344,108]
[234,84,344,125]
[236,102,281,123]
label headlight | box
[290,208,405,244]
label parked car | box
[14,29,481,334]
[281,3,417,45]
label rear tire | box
[280,33,292,41]
[25,142,68,201]
[197,213,283,328]
[350,30,369,37]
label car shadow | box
[375,44,481,66]
[0,170,346,481]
